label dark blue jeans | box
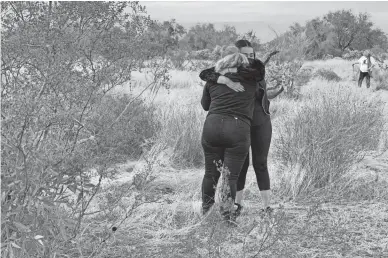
[201,114,251,211]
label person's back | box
[201,48,257,125]
[200,49,258,220]
[202,74,256,125]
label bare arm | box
[267,85,284,99]
[263,50,279,66]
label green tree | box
[146,19,186,56]
[324,9,373,52]
[1,2,167,257]
[180,23,239,51]
[240,29,261,49]
[304,18,338,58]
[289,22,304,36]
[352,27,388,51]
[216,25,239,46]
[183,23,217,50]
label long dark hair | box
[235,39,252,49]
[235,39,255,59]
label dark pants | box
[201,114,251,211]
[358,71,370,88]
[238,115,272,191]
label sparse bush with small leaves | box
[374,70,388,91]
[294,66,314,86]
[266,60,304,100]
[169,50,190,70]
[342,50,363,60]
[314,68,342,81]
[88,94,161,159]
[1,2,171,257]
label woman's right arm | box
[199,67,220,83]
[263,50,279,66]
[267,85,284,99]
[199,67,245,92]
[237,59,265,82]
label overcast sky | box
[139,1,388,42]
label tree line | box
[160,9,388,60]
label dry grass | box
[303,59,355,81]
[273,83,385,198]
[62,59,388,257]
[78,165,388,258]
[156,102,206,168]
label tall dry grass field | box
[26,59,388,257]
[273,83,385,198]
[88,58,388,258]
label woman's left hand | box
[218,75,245,92]
[226,81,245,92]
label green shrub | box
[169,50,189,70]
[314,68,341,82]
[374,70,388,91]
[274,85,385,198]
[1,91,161,257]
[1,2,167,256]
[88,94,161,160]
[294,67,314,86]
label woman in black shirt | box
[200,40,282,217]
[200,47,261,223]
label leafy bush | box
[192,49,216,60]
[186,59,215,72]
[212,45,224,60]
[342,50,363,60]
[314,68,341,82]
[274,85,385,198]
[380,52,388,60]
[0,2,169,257]
[374,70,388,91]
[88,94,161,159]
[370,46,386,56]
[294,67,314,86]
[323,54,334,60]
[169,50,190,70]
[266,60,304,100]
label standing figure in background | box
[353,50,376,88]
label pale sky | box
[139,1,388,42]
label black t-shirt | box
[201,73,257,126]
[199,59,270,126]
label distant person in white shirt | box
[352,50,376,88]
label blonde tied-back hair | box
[215,45,249,72]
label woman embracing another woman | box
[200,45,263,225]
